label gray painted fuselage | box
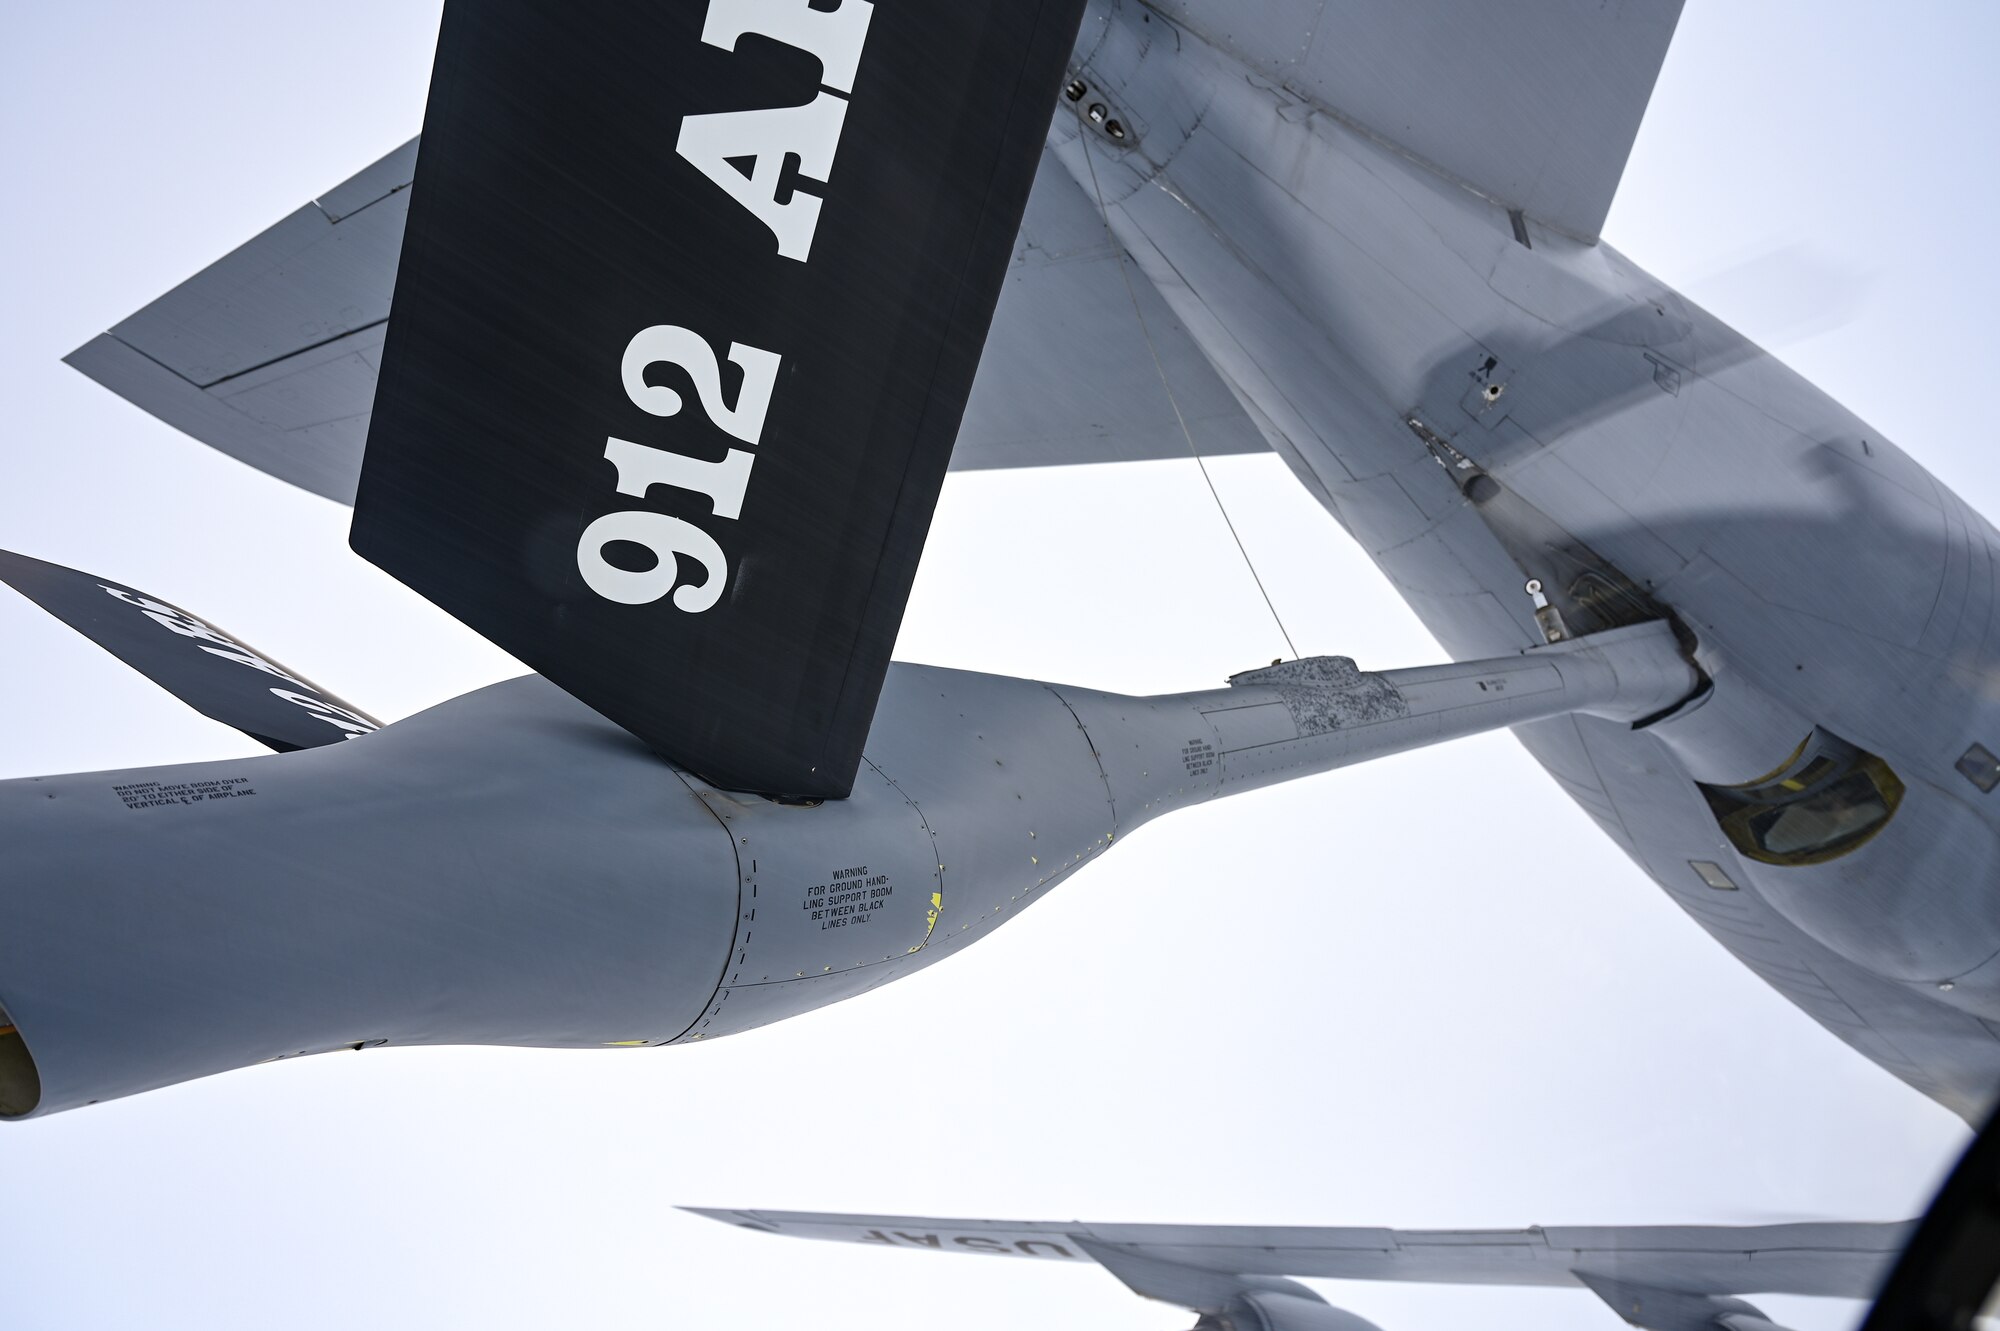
[1062,0,2000,1116]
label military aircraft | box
[0,0,1994,1323]
[7,0,1994,1123]
[688,1206,1909,1331]
[684,1087,2000,1331]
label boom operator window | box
[1698,728,1905,867]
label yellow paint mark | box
[907,888,945,952]
[603,1040,649,1047]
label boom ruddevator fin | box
[349,0,1091,798]
[0,549,378,753]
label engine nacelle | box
[1212,1291,1386,1331]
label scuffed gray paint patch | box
[1228,657,1410,736]
[1230,656,1364,688]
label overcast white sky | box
[3,4,1998,1329]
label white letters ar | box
[676,0,875,262]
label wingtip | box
[679,1206,786,1234]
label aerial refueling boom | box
[0,619,1693,1117]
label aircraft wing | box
[65,143,1265,507]
[1145,0,1685,242]
[685,1207,1906,1326]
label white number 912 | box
[576,325,782,612]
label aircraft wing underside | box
[687,1207,1907,1326]
[65,141,1266,505]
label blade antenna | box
[1072,100,1301,661]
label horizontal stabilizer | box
[63,138,417,503]
[66,142,1264,502]
[686,1206,1905,1304]
[350,0,1090,797]
[0,550,378,752]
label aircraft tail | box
[347,0,1090,799]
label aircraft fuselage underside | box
[1063,0,2000,1116]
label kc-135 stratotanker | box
[8,0,1998,1126]
[5,2,1998,1309]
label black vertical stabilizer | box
[351,0,1089,797]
